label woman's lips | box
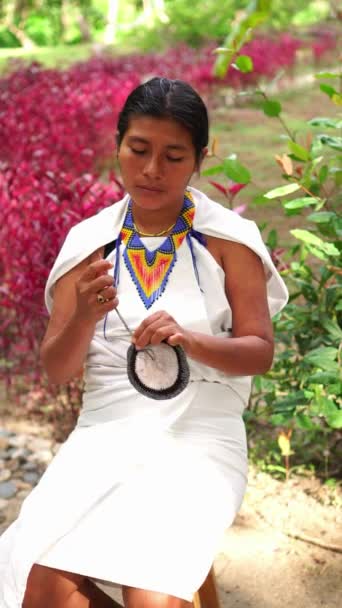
[136,185,164,193]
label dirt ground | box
[1,413,341,608]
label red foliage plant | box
[0,31,336,411]
[0,164,124,395]
[0,62,139,174]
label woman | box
[0,77,288,608]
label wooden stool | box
[193,566,220,608]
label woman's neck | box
[131,198,184,236]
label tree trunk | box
[77,13,92,43]
[7,24,37,49]
[4,0,37,49]
[142,0,168,26]
[60,0,70,43]
[154,0,168,23]
[103,0,120,44]
[142,0,154,27]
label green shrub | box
[206,0,341,477]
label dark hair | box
[117,77,209,165]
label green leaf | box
[308,117,342,129]
[261,99,282,117]
[213,1,271,78]
[308,211,336,224]
[267,228,278,249]
[321,318,342,341]
[295,413,317,430]
[315,72,339,79]
[318,165,329,184]
[312,156,324,167]
[332,93,342,106]
[270,413,292,426]
[326,409,342,429]
[331,168,342,186]
[234,55,254,73]
[291,229,340,256]
[253,194,270,205]
[319,83,337,98]
[305,346,339,372]
[273,390,307,412]
[318,135,342,151]
[283,197,318,210]
[264,183,300,199]
[222,157,251,184]
[306,371,339,384]
[288,141,310,161]
[201,164,224,176]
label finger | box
[167,333,186,347]
[89,248,104,264]
[133,311,172,343]
[82,259,113,281]
[93,296,119,319]
[97,286,117,301]
[87,274,115,294]
[135,321,177,348]
[149,324,182,346]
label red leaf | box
[209,181,228,197]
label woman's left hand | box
[132,311,194,353]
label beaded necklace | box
[120,189,195,309]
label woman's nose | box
[142,155,163,179]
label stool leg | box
[197,567,220,608]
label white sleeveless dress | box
[0,188,288,606]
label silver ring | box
[97,293,106,304]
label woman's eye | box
[131,148,146,155]
[167,157,184,162]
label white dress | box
[0,188,288,606]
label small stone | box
[0,469,11,483]
[28,449,53,464]
[17,490,31,501]
[52,442,62,455]
[22,472,40,485]
[21,462,39,472]
[0,429,13,438]
[30,438,52,451]
[8,448,31,461]
[0,437,10,451]
[0,498,8,510]
[7,460,19,472]
[8,435,29,448]
[15,480,32,491]
[0,481,17,499]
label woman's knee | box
[122,586,192,608]
[23,564,84,608]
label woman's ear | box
[196,147,208,175]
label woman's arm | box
[133,239,274,376]
[183,239,274,375]
[40,249,117,384]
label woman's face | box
[117,115,201,211]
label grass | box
[0,44,95,72]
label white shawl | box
[45,186,288,316]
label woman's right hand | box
[74,250,119,322]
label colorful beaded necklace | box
[120,189,195,309]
